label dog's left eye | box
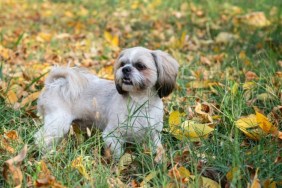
[135,62,146,70]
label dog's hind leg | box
[34,110,73,152]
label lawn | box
[0,0,281,187]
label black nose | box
[122,66,132,74]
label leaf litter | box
[0,0,281,187]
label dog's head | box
[114,47,179,98]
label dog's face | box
[114,47,179,97]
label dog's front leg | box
[34,111,73,152]
[151,131,165,163]
[102,129,125,160]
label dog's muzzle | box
[122,67,133,85]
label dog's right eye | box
[120,62,125,67]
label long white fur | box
[34,47,179,161]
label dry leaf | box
[248,169,261,188]
[215,32,238,43]
[187,80,218,89]
[71,156,90,180]
[97,65,114,80]
[118,153,135,173]
[3,145,28,187]
[195,102,213,123]
[235,114,263,140]
[6,90,18,105]
[21,91,40,108]
[4,130,19,140]
[235,12,271,28]
[140,171,158,187]
[170,119,214,140]
[107,177,128,188]
[169,110,184,126]
[104,31,119,47]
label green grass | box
[1,0,282,187]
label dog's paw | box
[154,145,165,163]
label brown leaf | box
[3,145,28,187]
[245,71,258,81]
[20,91,40,108]
[0,136,15,153]
[4,130,19,140]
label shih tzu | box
[34,47,179,162]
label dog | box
[34,47,179,162]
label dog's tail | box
[44,66,89,101]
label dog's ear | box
[115,82,127,95]
[114,49,128,95]
[151,50,179,98]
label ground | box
[0,0,281,187]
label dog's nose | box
[122,66,132,74]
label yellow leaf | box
[243,82,256,90]
[20,91,40,108]
[140,171,157,187]
[170,120,214,140]
[0,45,12,59]
[256,93,274,101]
[71,156,90,180]
[188,175,220,188]
[201,176,221,188]
[118,153,135,173]
[181,120,214,138]
[104,31,119,47]
[187,81,218,89]
[6,90,18,105]
[235,114,263,140]
[255,111,277,134]
[97,66,114,80]
[37,32,52,42]
[178,166,191,178]
[248,169,261,188]
[237,12,271,28]
[169,110,184,127]
[231,82,239,96]
[226,167,241,182]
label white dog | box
[34,47,179,162]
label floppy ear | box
[115,82,127,95]
[114,49,127,95]
[151,50,179,98]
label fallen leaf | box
[169,110,184,126]
[97,65,114,80]
[104,31,119,47]
[118,153,136,173]
[248,169,261,188]
[6,90,18,105]
[235,114,263,140]
[235,12,271,28]
[255,111,278,136]
[195,102,213,123]
[4,130,19,140]
[170,120,214,140]
[0,136,15,153]
[71,156,90,180]
[108,177,128,188]
[226,167,241,182]
[3,145,27,187]
[215,32,238,43]
[20,91,40,108]
[245,71,258,81]
[140,171,158,187]
[187,81,218,89]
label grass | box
[0,0,282,187]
